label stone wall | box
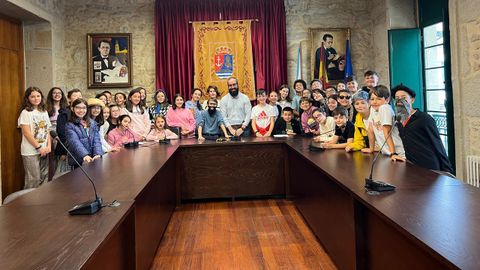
[24,22,53,95]
[6,0,474,179]
[449,0,480,178]
[371,0,389,84]
[10,0,66,91]
[62,0,156,101]
[285,0,375,87]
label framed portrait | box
[87,33,132,88]
[309,28,351,83]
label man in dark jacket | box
[392,84,453,174]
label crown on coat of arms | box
[215,46,232,54]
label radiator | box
[467,155,480,187]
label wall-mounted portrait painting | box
[310,28,351,83]
[87,33,132,88]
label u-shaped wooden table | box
[0,137,476,270]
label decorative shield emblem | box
[214,46,234,79]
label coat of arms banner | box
[193,20,255,100]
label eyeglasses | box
[338,96,351,100]
[74,106,87,110]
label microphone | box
[124,128,139,148]
[155,129,171,144]
[50,130,103,215]
[309,128,336,152]
[364,117,397,192]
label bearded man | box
[219,77,252,137]
[197,98,230,141]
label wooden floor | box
[151,199,336,269]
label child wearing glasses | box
[65,98,103,167]
[337,89,356,122]
[312,107,336,142]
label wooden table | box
[0,202,135,269]
[4,142,178,270]
[285,138,473,270]
[1,137,478,269]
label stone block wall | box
[449,0,480,178]
[24,22,53,95]
[62,0,156,101]
[285,0,376,87]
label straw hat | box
[87,98,105,108]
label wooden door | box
[0,15,25,201]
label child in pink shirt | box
[120,88,151,139]
[166,94,196,137]
[146,115,179,141]
[107,115,142,148]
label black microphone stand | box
[124,128,140,148]
[50,131,103,215]
[365,117,399,192]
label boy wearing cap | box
[346,91,371,152]
[392,84,453,173]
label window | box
[422,22,449,153]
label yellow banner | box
[193,20,255,100]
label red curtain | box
[155,0,287,100]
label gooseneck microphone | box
[50,130,103,215]
[124,128,139,148]
[365,117,398,192]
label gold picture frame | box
[87,33,132,88]
[309,28,351,84]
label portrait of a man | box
[93,40,119,72]
[310,28,350,82]
[87,33,132,88]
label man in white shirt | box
[220,77,252,136]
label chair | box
[170,126,181,137]
[3,188,35,204]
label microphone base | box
[365,178,396,192]
[230,136,241,141]
[69,198,103,215]
[124,141,139,148]
[309,142,325,152]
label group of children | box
[17,70,452,189]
